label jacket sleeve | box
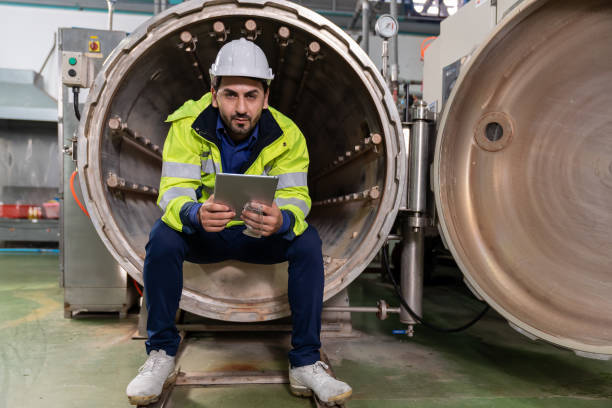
[157,118,203,232]
[269,126,311,239]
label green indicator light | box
[69,57,77,66]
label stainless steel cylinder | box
[361,0,369,53]
[400,220,424,324]
[389,0,398,85]
[77,0,405,322]
[407,106,430,213]
[434,0,612,355]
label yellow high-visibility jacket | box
[157,92,311,239]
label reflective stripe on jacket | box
[157,92,311,238]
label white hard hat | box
[210,38,274,84]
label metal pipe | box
[153,0,160,15]
[176,323,346,332]
[381,39,390,88]
[389,0,399,96]
[400,219,424,325]
[407,101,431,212]
[106,0,116,30]
[361,0,369,53]
[324,306,400,313]
[400,101,432,327]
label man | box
[126,38,352,406]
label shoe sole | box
[289,384,352,406]
[127,371,178,406]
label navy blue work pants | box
[143,219,324,368]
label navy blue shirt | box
[216,115,259,174]
[182,112,292,237]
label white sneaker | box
[289,361,352,405]
[126,350,177,406]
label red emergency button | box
[88,36,101,53]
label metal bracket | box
[63,136,77,162]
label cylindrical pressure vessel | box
[77,0,405,322]
[434,0,612,356]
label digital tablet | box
[213,173,279,221]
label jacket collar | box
[191,104,284,173]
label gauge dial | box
[375,14,398,39]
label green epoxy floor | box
[1,253,611,408]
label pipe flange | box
[405,215,431,228]
[474,111,514,152]
[377,299,389,320]
[411,100,435,122]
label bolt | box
[370,133,382,145]
[369,187,381,200]
[213,21,225,34]
[179,31,193,43]
[108,117,122,131]
[278,26,290,40]
[308,41,321,54]
[244,19,257,32]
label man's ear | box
[211,87,218,108]
[263,88,270,109]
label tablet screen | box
[213,174,279,220]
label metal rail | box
[312,186,380,207]
[106,172,158,197]
[311,134,382,182]
[178,30,208,89]
[108,117,163,162]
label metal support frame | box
[139,336,348,408]
[135,291,355,407]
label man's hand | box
[199,194,235,232]
[241,201,283,237]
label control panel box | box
[61,51,89,87]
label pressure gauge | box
[374,14,398,39]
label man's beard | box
[222,112,259,141]
[230,114,252,135]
